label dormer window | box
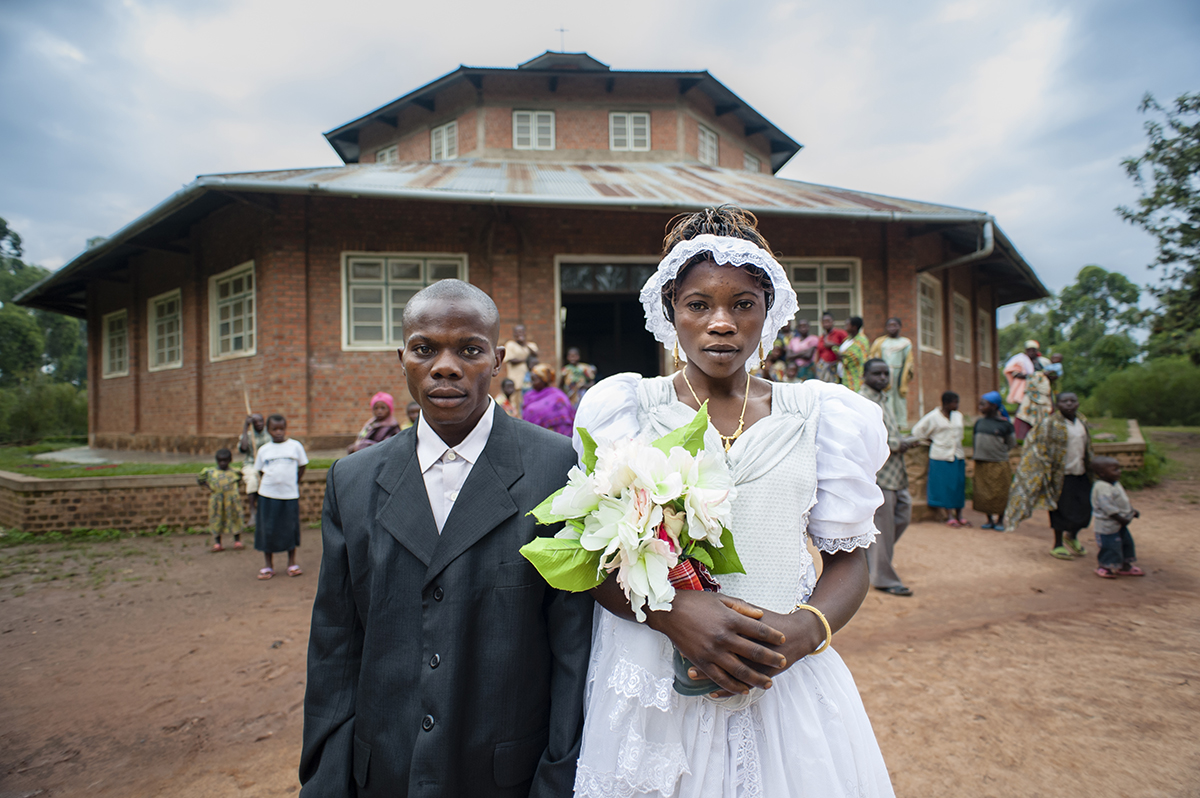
[698,125,719,166]
[513,111,555,150]
[431,121,458,161]
[609,112,650,151]
[376,145,399,164]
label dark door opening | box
[561,295,660,380]
[559,262,662,380]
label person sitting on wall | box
[348,392,402,454]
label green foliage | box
[998,265,1144,397]
[0,377,88,444]
[1084,356,1200,426]
[517,537,606,592]
[1118,92,1200,364]
[0,217,88,387]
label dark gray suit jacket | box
[300,406,593,797]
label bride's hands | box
[645,590,787,695]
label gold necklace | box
[680,366,752,452]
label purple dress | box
[522,386,576,437]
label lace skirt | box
[574,610,894,798]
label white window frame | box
[513,110,555,150]
[977,308,993,367]
[952,293,972,362]
[698,124,719,166]
[101,309,129,378]
[340,252,469,351]
[209,261,256,362]
[376,145,399,164]
[431,120,458,161]
[918,274,943,355]
[609,112,650,151]
[782,259,862,326]
[147,288,183,372]
[743,151,761,173]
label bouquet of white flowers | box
[520,403,743,623]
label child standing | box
[197,448,244,552]
[913,391,968,527]
[1091,456,1144,578]
[252,414,308,580]
[973,392,1016,530]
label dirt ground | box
[2,430,1198,797]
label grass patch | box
[1120,441,1166,490]
[1088,417,1130,442]
[0,525,210,548]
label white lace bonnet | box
[639,233,799,372]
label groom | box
[300,280,593,797]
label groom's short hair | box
[402,279,500,344]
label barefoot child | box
[1092,456,1144,578]
[252,414,307,580]
[913,391,968,527]
[197,448,244,552]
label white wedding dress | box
[571,374,896,798]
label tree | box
[0,217,87,386]
[1118,92,1200,364]
[998,265,1144,397]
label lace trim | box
[574,728,690,797]
[730,704,765,798]
[605,655,676,713]
[639,234,799,372]
[809,529,877,554]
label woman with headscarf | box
[347,391,402,454]
[522,363,576,437]
[973,391,1016,530]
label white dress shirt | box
[1063,417,1087,476]
[416,402,496,532]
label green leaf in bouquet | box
[578,427,599,472]
[519,537,606,592]
[652,401,710,457]
[705,526,746,575]
[684,544,714,570]
[528,488,569,525]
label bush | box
[0,377,88,443]
[1084,357,1200,426]
[1121,440,1167,490]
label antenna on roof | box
[555,24,568,52]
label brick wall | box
[0,470,328,534]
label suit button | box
[433,587,444,601]
[421,714,435,731]
[430,653,440,669]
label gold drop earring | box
[758,342,766,363]
[673,343,681,371]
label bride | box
[571,207,895,798]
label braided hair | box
[660,205,776,323]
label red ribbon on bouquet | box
[667,559,721,593]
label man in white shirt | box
[302,280,592,797]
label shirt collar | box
[416,400,496,473]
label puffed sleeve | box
[571,373,642,465]
[806,382,889,552]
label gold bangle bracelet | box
[792,602,832,655]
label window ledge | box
[209,350,257,364]
[101,371,129,379]
[147,362,184,373]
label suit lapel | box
[423,407,523,588]
[374,429,440,567]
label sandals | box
[1050,546,1074,560]
[257,568,274,580]
[1117,564,1145,577]
[287,565,304,577]
[945,519,961,528]
[1064,537,1087,556]
[233,541,244,550]
[211,543,224,553]
[1095,567,1118,579]
[875,585,913,596]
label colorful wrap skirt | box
[972,460,1012,515]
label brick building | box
[18,51,1048,453]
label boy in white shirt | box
[1091,456,1144,578]
[252,414,308,580]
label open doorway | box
[560,262,661,380]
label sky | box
[1,0,1197,323]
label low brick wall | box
[0,469,328,534]
[92,433,355,455]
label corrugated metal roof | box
[202,160,989,221]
